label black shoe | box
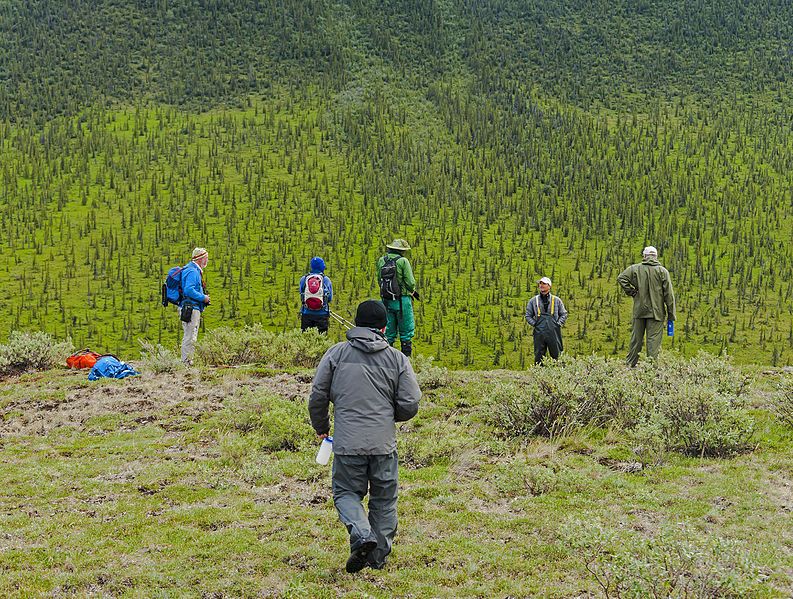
[401,341,412,358]
[346,541,377,573]
[366,556,386,570]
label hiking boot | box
[401,341,412,358]
[346,540,377,574]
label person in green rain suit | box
[376,239,419,357]
[617,246,676,367]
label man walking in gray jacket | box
[309,300,422,573]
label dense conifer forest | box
[1,0,792,366]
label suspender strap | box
[536,295,555,318]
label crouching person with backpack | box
[299,257,333,333]
[180,248,211,365]
[376,239,418,357]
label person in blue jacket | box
[299,257,333,333]
[180,247,211,364]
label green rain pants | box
[626,318,665,367]
[384,296,415,345]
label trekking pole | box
[329,310,355,330]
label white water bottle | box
[316,436,333,465]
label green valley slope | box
[0,0,792,366]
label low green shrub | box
[564,522,761,598]
[486,352,755,457]
[138,340,184,373]
[196,325,333,367]
[222,394,315,453]
[0,331,74,376]
[773,374,793,428]
[485,355,645,438]
[412,354,451,389]
[633,385,754,457]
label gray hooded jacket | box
[308,327,421,455]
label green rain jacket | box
[376,253,416,295]
[617,258,676,321]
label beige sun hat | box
[386,239,411,251]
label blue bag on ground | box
[88,355,139,380]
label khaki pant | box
[181,309,201,364]
[626,318,664,367]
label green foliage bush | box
[0,331,74,376]
[564,522,761,598]
[486,355,648,438]
[212,393,315,462]
[138,340,184,374]
[196,326,334,368]
[773,374,793,428]
[486,353,754,457]
[635,386,754,458]
[412,354,451,389]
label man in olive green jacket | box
[617,246,676,366]
[376,239,418,357]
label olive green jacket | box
[617,258,676,321]
[376,252,416,294]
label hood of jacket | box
[346,327,390,353]
[641,257,661,266]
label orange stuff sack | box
[66,349,102,370]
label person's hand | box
[318,433,329,440]
[204,295,211,304]
[411,290,421,301]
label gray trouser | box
[181,309,201,363]
[332,452,398,567]
[626,317,664,366]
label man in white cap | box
[179,247,211,364]
[525,276,568,365]
[617,246,675,366]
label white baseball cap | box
[643,246,658,257]
[538,276,552,286]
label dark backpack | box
[161,266,183,307]
[379,256,402,301]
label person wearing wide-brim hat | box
[376,239,419,357]
[525,276,568,365]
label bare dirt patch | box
[0,370,310,436]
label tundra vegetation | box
[0,332,791,596]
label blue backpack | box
[88,356,139,381]
[161,266,183,307]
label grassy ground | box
[0,365,791,597]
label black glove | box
[411,290,421,301]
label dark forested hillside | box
[3,0,792,118]
[0,0,792,366]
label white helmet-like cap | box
[537,276,552,286]
[642,246,658,258]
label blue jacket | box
[180,261,207,312]
[299,272,332,315]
